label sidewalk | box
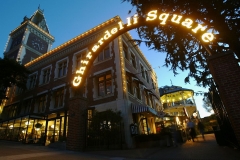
[1,134,240,160]
[86,134,240,160]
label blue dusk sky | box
[0,0,212,117]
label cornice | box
[25,16,121,69]
[27,21,54,42]
[24,44,43,56]
[27,32,103,71]
[10,20,54,42]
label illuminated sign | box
[72,10,215,87]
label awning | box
[131,103,158,116]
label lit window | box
[98,73,112,96]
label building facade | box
[0,8,162,149]
[159,85,199,127]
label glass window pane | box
[106,74,111,79]
[98,82,105,96]
[106,80,112,94]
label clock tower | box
[3,7,55,64]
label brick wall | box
[66,95,88,151]
[208,51,240,145]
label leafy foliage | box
[0,57,30,100]
[202,92,213,112]
[122,0,240,87]
[87,109,123,148]
[89,109,122,131]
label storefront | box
[131,103,159,135]
[0,111,68,145]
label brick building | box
[0,8,162,149]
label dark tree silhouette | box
[122,0,240,87]
[0,57,30,101]
[202,93,213,112]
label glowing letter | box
[98,38,104,45]
[81,60,89,65]
[171,14,182,24]
[86,52,92,59]
[76,66,86,75]
[192,24,206,33]
[181,18,193,28]
[118,21,124,30]
[92,45,100,52]
[202,33,214,42]
[127,17,131,26]
[159,13,169,25]
[111,28,118,34]
[146,10,157,21]
[133,14,138,24]
[104,30,112,40]
[72,76,82,86]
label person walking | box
[198,120,205,140]
[187,119,196,142]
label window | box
[151,78,155,90]
[42,68,50,84]
[98,73,112,96]
[58,61,67,77]
[130,52,137,68]
[144,90,149,106]
[98,47,110,62]
[15,86,23,95]
[126,75,133,94]
[38,94,47,112]
[28,74,37,89]
[134,83,141,99]
[145,70,149,83]
[21,99,32,115]
[87,109,93,129]
[140,64,145,78]
[54,88,64,108]
[141,118,148,135]
[123,43,129,60]
[76,52,86,69]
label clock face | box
[31,37,45,51]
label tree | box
[122,0,240,87]
[202,93,213,113]
[0,57,30,101]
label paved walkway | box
[0,134,240,160]
[87,134,240,160]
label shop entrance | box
[45,117,65,145]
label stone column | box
[208,51,240,145]
[66,95,87,151]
